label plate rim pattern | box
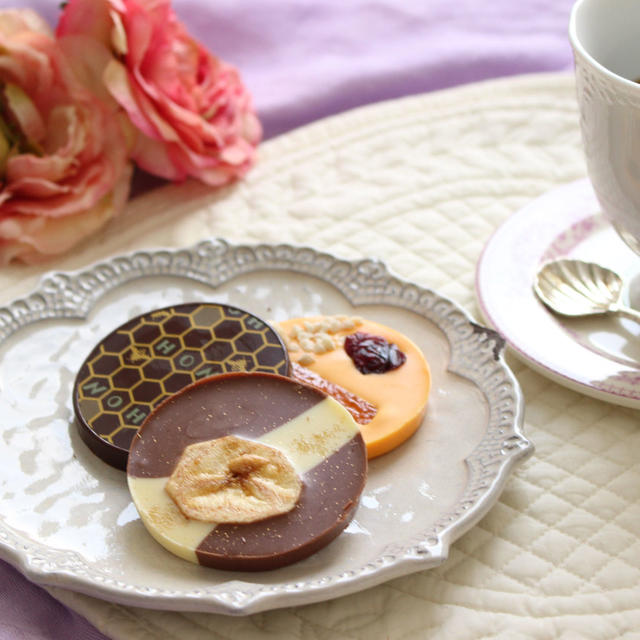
[0,239,531,614]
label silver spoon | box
[533,258,640,323]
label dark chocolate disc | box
[73,303,290,470]
[127,372,367,571]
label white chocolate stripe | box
[128,396,359,563]
[128,477,213,563]
[259,396,359,474]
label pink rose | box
[58,0,262,186]
[0,9,132,264]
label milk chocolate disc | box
[127,372,367,571]
[73,303,290,470]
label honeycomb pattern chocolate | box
[73,303,290,470]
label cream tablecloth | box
[1,72,639,639]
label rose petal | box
[242,112,262,146]
[0,160,132,264]
[7,154,74,185]
[56,0,112,45]
[56,34,117,106]
[130,130,184,181]
[6,106,80,183]
[0,9,52,39]
[4,176,71,198]
[5,149,129,218]
[219,143,251,166]
[0,36,55,100]
[109,10,128,55]
[103,58,178,141]
[0,172,130,264]
[164,141,249,186]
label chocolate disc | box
[127,372,367,571]
[73,303,290,470]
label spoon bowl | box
[533,259,640,322]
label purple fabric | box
[0,0,575,638]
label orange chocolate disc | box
[277,316,431,458]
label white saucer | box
[476,178,640,409]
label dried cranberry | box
[344,331,407,374]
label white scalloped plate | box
[0,240,530,615]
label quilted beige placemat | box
[3,72,639,639]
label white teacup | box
[569,0,640,255]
